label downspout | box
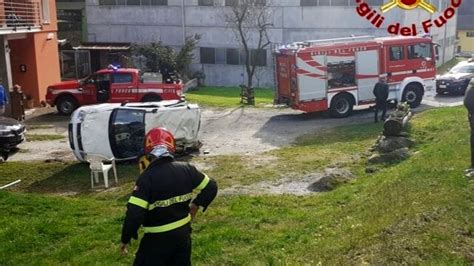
[442,0,448,64]
[181,0,186,44]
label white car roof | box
[75,100,197,114]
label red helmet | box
[144,127,176,158]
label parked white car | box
[69,100,201,162]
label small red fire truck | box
[46,67,183,115]
[274,36,437,117]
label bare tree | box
[226,0,272,105]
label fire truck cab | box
[274,36,437,117]
[46,67,184,115]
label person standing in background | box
[373,77,389,123]
[0,81,8,116]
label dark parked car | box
[436,62,474,95]
[0,116,26,160]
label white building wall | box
[86,0,457,87]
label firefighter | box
[120,127,218,265]
[373,77,389,123]
[464,78,474,179]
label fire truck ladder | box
[294,35,375,47]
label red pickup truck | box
[46,67,183,115]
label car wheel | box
[56,96,79,115]
[141,95,162,102]
[402,83,423,108]
[329,93,354,118]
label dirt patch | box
[198,107,376,156]
[221,168,355,196]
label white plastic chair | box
[85,154,118,189]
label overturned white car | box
[68,100,201,162]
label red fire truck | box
[274,36,437,117]
[46,67,184,115]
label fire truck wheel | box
[402,83,423,108]
[56,96,78,115]
[329,94,354,118]
[141,94,162,102]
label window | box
[240,49,248,65]
[57,9,82,31]
[225,0,238,5]
[389,46,404,61]
[41,0,50,23]
[110,109,146,159]
[99,0,116,4]
[407,43,432,59]
[200,47,215,64]
[150,0,167,5]
[225,0,265,5]
[199,0,214,6]
[99,0,115,4]
[226,48,240,65]
[332,0,349,5]
[200,47,266,66]
[301,0,317,6]
[327,60,356,89]
[251,49,267,67]
[112,73,133,83]
[467,32,474,37]
[319,0,331,5]
[215,48,226,64]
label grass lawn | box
[0,107,473,264]
[185,86,274,107]
[26,134,65,142]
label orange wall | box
[42,0,58,33]
[8,0,60,106]
[10,35,39,102]
[34,31,60,103]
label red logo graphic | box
[355,0,462,36]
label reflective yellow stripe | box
[128,196,149,209]
[148,193,192,210]
[143,215,191,233]
[195,174,210,190]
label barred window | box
[199,0,214,6]
[200,48,216,64]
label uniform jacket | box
[373,81,389,104]
[121,157,218,244]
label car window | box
[85,73,109,83]
[112,73,133,84]
[450,64,474,74]
[110,109,145,159]
[389,46,404,61]
[407,43,432,59]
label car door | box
[110,72,135,103]
[81,74,99,105]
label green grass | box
[27,134,65,142]
[185,86,274,107]
[437,57,466,75]
[1,107,473,264]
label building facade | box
[86,0,457,87]
[0,0,60,108]
[457,0,473,55]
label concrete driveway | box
[8,94,464,161]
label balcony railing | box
[0,1,42,32]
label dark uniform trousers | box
[134,226,191,266]
[373,81,389,123]
[374,100,387,123]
